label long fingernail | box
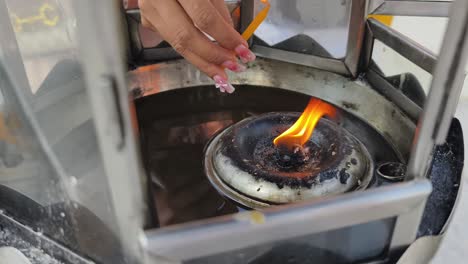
[235,44,256,63]
[222,60,247,73]
[213,75,235,94]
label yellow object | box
[11,3,59,32]
[368,15,393,26]
[241,0,270,41]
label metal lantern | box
[0,1,466,263]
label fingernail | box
[213,75,235,94]
[222,60,247,73]
[235,44,256,63]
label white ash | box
[0,228,63,264]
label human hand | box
[139,0,256,93]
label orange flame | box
[273,98,337,148]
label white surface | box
[0,247,32,264]
[398,236,443,264]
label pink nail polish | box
[213,75,235,93]
[222,60,247,73]
[224,84,235,94]
[235,44,256,63]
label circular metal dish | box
[204,112,374,209]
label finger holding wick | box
[139,0,256,93]
[142,16,234,93]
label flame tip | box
[273,98,337,149]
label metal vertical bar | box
[360,21,375,73]
[72,0,148,263]
[240,0,255,46]
[407,0,468,180]
[344,0,367,77]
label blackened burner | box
[204,112,374,209]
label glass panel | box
[254,0,351,58]
[5,0,76,94]
[187,218,396,264]
[0,1,125,262]
[134,86,309,227]
[390,16,448,56]
[371,39,432,106]
[134,84,400,227]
